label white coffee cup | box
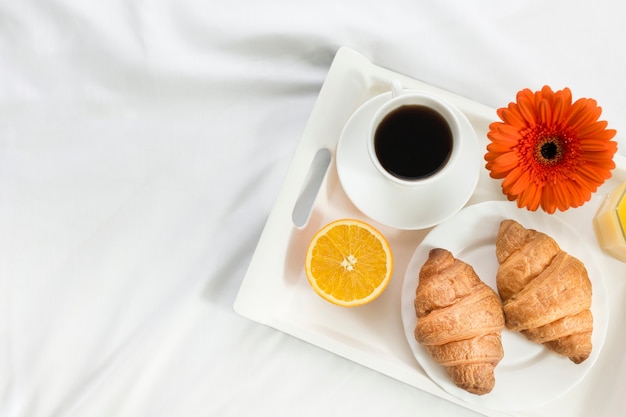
[335,80,480,230]
[367,80,464,187]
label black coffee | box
[374,105,453,180]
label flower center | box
[535,136,564,166]
[541,142,558,159]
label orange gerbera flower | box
[485,86,618,214]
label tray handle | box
[291,148,332,228]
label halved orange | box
[304,219,393,307]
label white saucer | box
[400,201,608,411]
[336,92,480,230]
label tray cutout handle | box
[292,148,332,228]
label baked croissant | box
[414,248,505,395]
[495,219,593,364]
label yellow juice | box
[593,181,626,262]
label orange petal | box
[503,167,531,195]
[576,120,608,138]
[499,105,528,128]
[492,152,520,173]
[487,128,519,146]
[538,98,552,125]
[540,85,557,101]
[554,182,572,211]
[576,163,607,184]
[578,127,617,142]
[518,96,538,126]
[540,185,557,214]
[498,123,523,138]
[551,94,567,125]
[563,179,591,207]
[565,99,601,131]
[520,182,542,211]
[579,138,615,152]
[582,148,618,163]
[487,139,517,154]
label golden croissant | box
[495,219,593,364]
[414,248,505,395]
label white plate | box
[400,201,609,411]
[336,91,480,230]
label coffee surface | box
[374,105,453,180]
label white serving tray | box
[234,47,626,417]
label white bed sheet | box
[1,1,625,416]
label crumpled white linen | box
[1,0,625,416]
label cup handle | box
[391,79,404,98]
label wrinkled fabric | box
[1,1,625,416]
